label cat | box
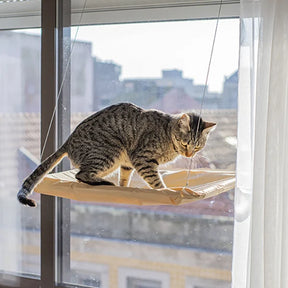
[17,103,216,207]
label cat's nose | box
[186,151,194,157]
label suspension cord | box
[185,0,223,187]
[40,0,88,160]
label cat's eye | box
[194,146,201,152]
[181,140,188,147]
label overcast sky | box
[72,19,239,93]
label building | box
[153,88,201,113]
[122,69,224,112]
[93,59,122,109]
[156,69,195,98]
[71,39,94,112]
[0,31,94,113]
[121,79,166,109]
[0,31,41,113]
[220,71,238,109]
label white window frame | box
[0,0,239,30]
[71,0,240,25]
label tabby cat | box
[17,103,215,207]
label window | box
[127,277,162,288]
[119,268,169,288]
[0,29,41,277]
[66,19,238,288]
[0,1,240,288]
[186,276,231,288]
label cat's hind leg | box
[73,148,121,186]
[75,169,115,186]
[119,166,133,187]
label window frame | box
[71,1,240,26]
[0,0,239,30]
[0,0,240,287]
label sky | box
[72,19,239,93]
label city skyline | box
[23,18,239,93]
[3,30,238,114]
[71,18,239,93]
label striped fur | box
[17,103,215,207]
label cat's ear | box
[178,114,190,131]
[203,121,216,134]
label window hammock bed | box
[34,169,235,206]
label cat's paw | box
[180,188,205,199]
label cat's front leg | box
[119,166,133,187]
[131,158,165,189]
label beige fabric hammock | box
[34,169,235,206]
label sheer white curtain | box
[233,0,288,287]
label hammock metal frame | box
[35,169,235,205]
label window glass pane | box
[0,29,41,276]
[65,19,238,287]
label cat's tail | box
[17,143,68,207]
